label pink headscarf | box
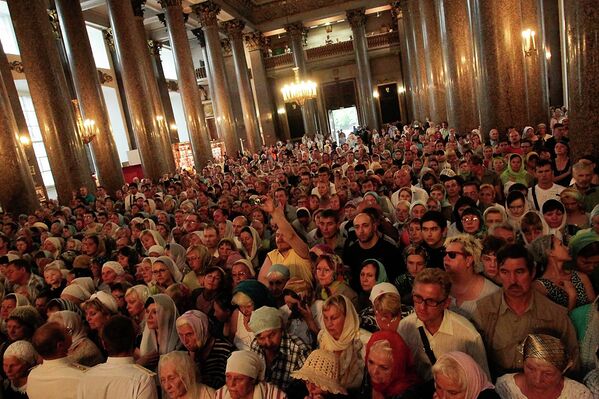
[439,352,493,399]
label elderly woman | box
[230,280,274,350]
[152,256,183,291]
[318,294,364,390]
[158,351,215,399]
[176,310,234,390]
[125,285,151,329]
[359,331,421,399]
[432,352,498,399]
[48,310,104,367]
[183,245,213,291]
[215,350,285,399]
[291,349,347,399]
[314,254,357,307]
[231,259,255,288]
[496,334,593,398]
[138,294,180,369]
[2,340,38,398]
[531,234,595,310]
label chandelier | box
[281,67,317,106]
[72,99,97,144]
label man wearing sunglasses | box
[473,243,579,378]
[397,268,489,382]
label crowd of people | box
[1,115,599,399]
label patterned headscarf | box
[521,334,570,373]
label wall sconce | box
[522,29,537,57]
[373,89,379,98]
[545,49,552,60]
[277,108,286,115]
[397,86,406,94]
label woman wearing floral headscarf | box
[496,334,592,398]
[318,295,364,390]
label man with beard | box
[343,211,400,289]
[473,243,579,378]
[308,209,345,256]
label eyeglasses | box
[232,272,248,278]
[445,251,466,259]
[461,216,479,223]
[412,294,447,307]
[152,269,168,275]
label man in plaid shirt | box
[249,306,310,392]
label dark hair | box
[7,258,30,273]
[101,315,136,355]
[481,235,506,255]
[420,211,446,229]
[506,190,526,207]
[32,322,69,358]
[535,159,552,170]
[542,199,565,214]
[354,164,367,173]
[320,209,338,222]
[360,259,383,280]
[579,242,599,258]
[497,243,534,273]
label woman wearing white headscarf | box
[176,310,234,390]
[158,351,215,399]
[318,294,364,390]
[2,340,38,398]
[215,351,286,399]
[48,310,104,367]
[239,226,267,270]
[151,256,183,291]
[138,294,181,370]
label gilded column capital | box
[98,70,114,84]
[158,0,182,7]
[223,19,245,41]
[191,28,206,47]
[221,38,232,56]
[194,1,221,28]
[103,28,115,52]
[244,31,269,52]
[47,8,61,39]
[9,60,24,73]
[131,0,147,18]
[285,22,307,40]
[390,2,403,19]
[346,8,367,29]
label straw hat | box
[291,349,347,395]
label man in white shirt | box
[527,159,565,211]
[397,268,490,381]
[28,322,86,399]
[78,316,158,399]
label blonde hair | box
[231,291,253,307]
[444,234,482,268]
[431,356,466,393]
[322,295,346,316]
[369,339,393,360]
[373,292,402,316]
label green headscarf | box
[361,258,389,284]
[500,153,530,186]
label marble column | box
[347,8,378,129]
[245,32,278,145]
[399,0,428,121]
[103,29,137,150]
[0,40,47,198]
[285,22,318,137]
[435,0,479,131]
[7,0,94,204]
[390,4,410,124]
[195,1,239,156]
[0,70,39,214]
[131,1,176,172]
[469,0,549,135]
[105,0,167,181]
[160,0,212,168]
[564,0,599,159]
[224,20,262,153]
[418,0,447,125]
[149,40,180,144]
[55,0,125,195]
